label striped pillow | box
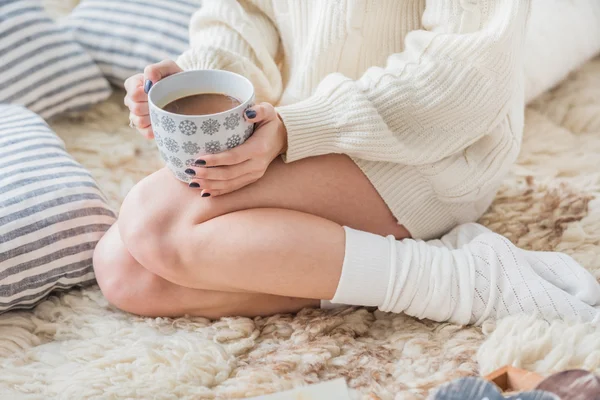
[0,105,116,314]
[0,0,111,120]
[66,0,201,86]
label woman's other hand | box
[124,60,183,139]
[185,103,288,197]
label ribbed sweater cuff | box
[276,95,341,163]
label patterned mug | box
[148,70,255,183]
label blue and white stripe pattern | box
[0,105,116,313]
[0,0,111,120]
[66,0,201,86]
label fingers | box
[124,73,151,137]
[199,128,274,167]
[125,59,181,106]
[127,85,148,103]
[125,60,180,139]
[124,74,149,137]
[188,172,261,197]
[137,126,154,139]
[124,74,148,106]
[143,59,183,85]
[197,144,252,167]
[186,160,255,181]
[245,102,277,124]
[129,113,151,129]
[124,73,143,94]
[124,96,149,115]
[179,101,279,197]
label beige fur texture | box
[1,44,599,400]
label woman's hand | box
[185,103,288,197]
[124,60,183,139]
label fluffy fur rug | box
[1,52,599,399]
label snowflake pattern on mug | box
[150,110,160,128]
[201,119,220,135]
[169,156,184,168]
[223,113,241,130]
[161,116,176,133]
[182,141,201,155]
[185,158,196,166]
[159,150,169,162]
[154,132,163,148]
[243,124,255,141]
[205,140,221,154]
[163,137,180,153]
[225,134,241,149]
[179,120,197,136]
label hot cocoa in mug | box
[162,93,242,116]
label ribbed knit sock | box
[327,223,600,325]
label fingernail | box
[202,193,211,197]
[194,159,206,166]
[189,182,200,188]
[184,168,195,176]
[245,109,256,119]
[144,80,153,94]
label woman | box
[93,0,600,325]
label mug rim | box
[148,69,255,119]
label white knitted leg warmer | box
[327,223,600,325]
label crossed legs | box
[93,154,409,317]
[94,154,600,323]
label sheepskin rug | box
[1,50,599,399]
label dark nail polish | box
[245,109,256,119]
[189,182,200,188]
[143,80,153,94]
[184,168,196,176]
[194,159,206,166]
[202,193,211,197]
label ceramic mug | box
[148,70,255,183]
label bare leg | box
[94,224,318,317]
[124,155,408,237]
[95,154,409,316]
[126,206,347,298]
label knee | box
[93,224,163,316]
[118,171,181,275]
[93,224,137,313]
[117,169,217,284]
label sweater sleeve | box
[176,0,282,104]
[277,0,529,165]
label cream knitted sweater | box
[177,0,529,239]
